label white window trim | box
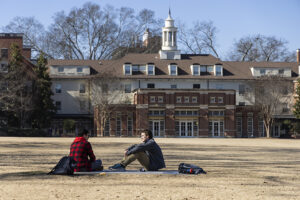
[191,65,200,76]
[123,64,132,75]
[147,64,155,75]
[169,64,178,76]
[214,65,223,76]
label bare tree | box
[178,20,219,57]
[91,72,131,136]
[1,17,51,59]
[2,4,163,60]
[229,35,296,62]
[246,75,293,137]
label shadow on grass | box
[0,171,75,181]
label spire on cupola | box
[159,9,181,60]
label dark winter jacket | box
[126,139,165,171]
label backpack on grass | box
[48,156,77,175]
[178,163,207,175]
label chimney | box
[297,49,300,63]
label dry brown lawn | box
[0,137,300,200]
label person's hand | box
[124,150,128,157]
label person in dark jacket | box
[109,129,165,171]
[69,129,102,172]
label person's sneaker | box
[108,163,126,171]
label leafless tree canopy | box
[2,3,163,60]
[178,20,219,58]
[228,35,296,62]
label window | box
[1,49,8,58]
[56,101,61,110]
[158,96,164,103]
[55,84,62,93]
[218,97,223,103]
[79,84,85,93]
[0,63,7,72]
[79,100,86,111]
[147,65,154,75]
[192,97,197,103]
[127,114,133,136]
[215,66,222,76]
[239,102,245,106]
[260,69,266,75]
[124,64,131,75]
[210,97,216,103]
[184,97,189,103]
[77,67,83,73]
[278,69,284,75]
[171,84,177,89]
[208,110,224,116]
[150,96,156,103]
[247,114,253,137]
[207,66,214,73]
[193,84,200,89]
[175,110,198,116]
[236,117,242,137]
[116,113,121,136]
[200,66,207,73]
[124,84,131,93]
[170,65,177,75]
[149,110,165,116]
[239,84,245,95]
[176,96,182,103]
[147,83,155,88]
[58,67,64,73]
[193,65,200,75]
[282,103,289,113]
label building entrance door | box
[209,121,224,137]
[180,121,193,137]
[149,120,164,137]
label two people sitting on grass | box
[69,129,103,172]
[109,129,166,171]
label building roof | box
[47,53,299,80]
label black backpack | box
[178,163,207,174]
[48,156,77,175]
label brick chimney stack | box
[297,49,300,63]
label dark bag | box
[178,163,207,174]
[48,156,77,175]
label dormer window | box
[169,64,177,76]
[260,69,266,75]
[147,64,155,75]
[215,65,223,76]
[278,69,284,75]
[192,65,200,75]
[124,64,132,75]
[58,67,64,73]
[77,67,83,73]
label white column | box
[172,31,174,46]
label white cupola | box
[159,9,181,60]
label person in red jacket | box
[69,129,102,172]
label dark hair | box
[78,129,89,137]
[142,129,153,139]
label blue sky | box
[0,0,299,59]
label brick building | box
[47,12,299,137]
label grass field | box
[0,137,300,200]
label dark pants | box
[91,159,103,171]
[120,152,150,170]
[80,159,102,171]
